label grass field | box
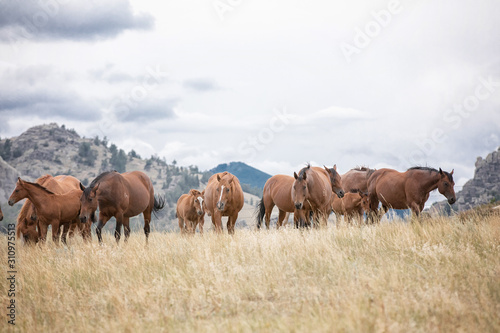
[1,215,499,332]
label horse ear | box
[201,190,205,196]
[302,172,307,180]
[217,174,221,182]
[79,183,85,191]
[439,168,443,175]
[228,176,234,184]
[333,164,337,171]
[450,169,454,175]
[324,165,331,174]
[91,183,100,195]
[294,172,298,179]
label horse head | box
[20,213,39,244]
[438,168,456,205]
[8,177,29,206]
[292,168,309,210]
[189,189,204,216]
[358,191,370,213]
[324,165,345,198]
[215,174,233,211]
[79,183,99,223]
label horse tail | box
[256,199,266,229]
[152,194,166,219]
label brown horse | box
[16,175,90,244]
[292,165,345,227]
[79,170,165,244]
[8,177,83,244]
[367,167,456,220]
[341,167,376,193]
[256,175,310,229]
[332,189,370,224]
[176,189,205,234]
[204,172,244,234]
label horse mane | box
[83,170,117,198]
[23,180,56,195]
[298,164,311,179]
[16,201,32,239]
[408,166,454,182]
[349,188,360,194]
[352,166,376,177]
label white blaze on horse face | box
[218,185,225,204]
[197,196,203,212]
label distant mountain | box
[209,161,272,195]
[430,147,500,214]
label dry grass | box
[1,215,499,333]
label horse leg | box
[61,222,70,245]
[277,209,287,229]
[178,217,185,234]
[198,216,204,234]
[227,213,238,235]
[52,221,61,245]
[123,217,131,243]
[96,215,111,244]
[114,215,123,244]
[38,222,48,243]
[264,202,274,229]
[212,211,223,233]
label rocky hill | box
[431,147,500,214]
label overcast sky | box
[0,0,499,204]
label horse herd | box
[2,164,456,245]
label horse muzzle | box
[80,216,88,224]
[197,210,203,216]
[448,197,456,205]
[216,202,225,211]
[337,190,345,199]
[8,199,15,206]
[295,202,303,210]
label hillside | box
[0,123,261,232]
[210,161,271,196]
[430,147,500,214]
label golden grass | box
[1,215,499,332]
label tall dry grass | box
[1,215,499,332]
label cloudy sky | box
[0,0,499,204]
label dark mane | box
[24,180,55,195]
[352,166,376,177]
[408,166,454,182]
[83,170,117,198]
[298,164,311,179]
[349,188,360,194]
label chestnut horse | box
[8,177,83,244]
[256,175,308,229]
[341,167,376,193]
[16,174,90,244]
[204,172,244,234]
[367,167,456,220]
[292,165,345,228]
[79,170,165,244]
[176,189,205,234]
[332,189,370,225]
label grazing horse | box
[292,165,345,228]
[176,189,205,234]
[79,170,165,244]
[0,204,3,221]
[204,172,244,234]
[256,174,307,229]
[16,175,90,244]
[341,167,376,193]
[8,177,83,244]
[367,167,456,220]
[332,189,370,225]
